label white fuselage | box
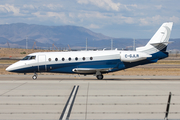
[6,50,152,74]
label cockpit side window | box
[21,56,36,60]
[22,56,30,60]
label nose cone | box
[6,65,11,72]
[6,64,16,72]
[6,61,24,72]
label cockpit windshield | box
[21,56,36,60]
[29,56,36,60]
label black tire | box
[96,75,103,80]
[32,75,37,80]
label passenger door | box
[38,55,46,72]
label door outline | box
[38,55,47,72]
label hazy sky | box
[0,0,179,39]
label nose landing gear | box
[32,73,37,80]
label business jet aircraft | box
[6,22,173,80]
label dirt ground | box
[108,67,180,76]
[1,48,180,76]
[0,48,59,58]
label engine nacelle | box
[120,51,152,62]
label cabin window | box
[55,58,58,61]
[75,57,78,61]
[62,58,65,61]
[48,58,51,61]
[82,57,85,60]
[90,57,93,60]
[68,57,71,61]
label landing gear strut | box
[96,71,103,80]
[32,73,37,80]
[96,75,103,80]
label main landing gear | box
[96,71,104,80]
[96,75,103,80]
[32,73,37,80]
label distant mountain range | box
[0,23,179,50]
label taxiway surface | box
[0,75,180,120]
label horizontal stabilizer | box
[150,41,174,46]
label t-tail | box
[136,22,173,56]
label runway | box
[0,75,180,120]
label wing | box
[72,68,112,74]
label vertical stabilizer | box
[136,22,173,54]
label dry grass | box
[0,60,18,64]
[0,48,57,58]
[108,68,180,76]
[153,60,180,64]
